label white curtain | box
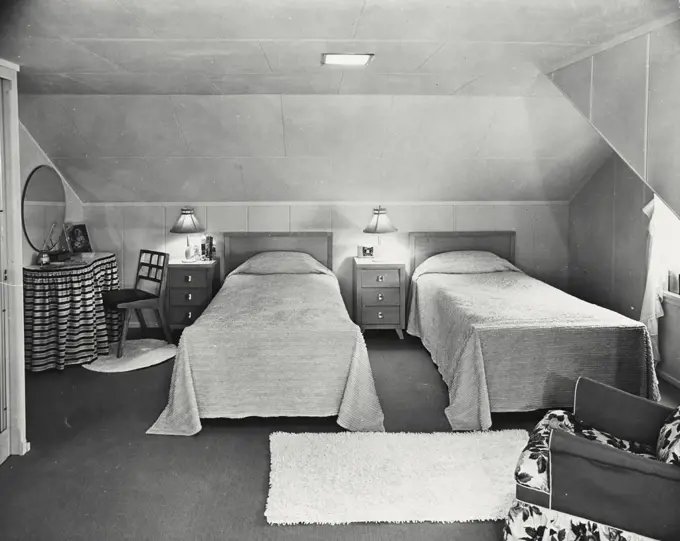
[640,195,680,364]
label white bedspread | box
[408,271,659,431]
[148,271,384,435]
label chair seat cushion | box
[516,410,656,495]
[102,289,157,308]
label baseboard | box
[10,429,30,456]
[658,369,680,390]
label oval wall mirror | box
[21,165,66,253]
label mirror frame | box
[21,165,66,253]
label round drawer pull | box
[185,275,192,283]
[377,275,384,282]
[377,311,383,319]
[377,293,384,301]
[187,311,192,320]
[186,293,192,301]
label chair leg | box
[136,309,147,335]
[118,309,132,358]
[156,308,173,345]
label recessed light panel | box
[321,53,374,66]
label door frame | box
[0,59,30,458]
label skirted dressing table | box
[21,165,122,371]
[23,252,122,371]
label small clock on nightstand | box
[357,245,374,258]
[352,257,406,339]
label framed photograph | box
[63,223,93,253]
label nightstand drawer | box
[169,288,210,307]
[361,307,400,325]
[360,269,400,288]
[168,306,202,326]
[169,269,208,288]
[362,287,400,307]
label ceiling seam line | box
[113,0,160,38]
[204,74,222,94]
[279,95,288,157]
[238,158,248,203]
[643,32,651,182]
[65,38,128,73]
[351,0,368,39]
[168,97,193,157]
[66,38,589,46]
[450,75,483,95]
[414,42,446,73]
[258,42,274,72]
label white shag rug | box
[82,339,176,373]
[266,430,528,525]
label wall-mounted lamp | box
[361,206,397,260]
[170,207,205,262]
[363,206,397,235]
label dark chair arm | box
[574,376,672,447]
[550,429,680,540]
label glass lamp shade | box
[363,206,397,234]
[170,207,205,234]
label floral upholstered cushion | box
[503,500,657,541]
[515,410,657,492]
[657,407,680,466]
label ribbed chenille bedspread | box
[149,273,385,435]
[407,271,659,431]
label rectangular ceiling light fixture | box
[321,53,374,66]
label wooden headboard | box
[223,232,333,274]
[409,231,516,272]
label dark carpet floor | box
[3,331,670,541]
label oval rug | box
[83,339,177,373]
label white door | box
[0,78,10,465]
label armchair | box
[505,377,680,541]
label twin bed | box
[407,232,658,431]
[149,231,659,436]
[148,233,384,436]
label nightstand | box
[166,259,221,330]
[353,258,406,339]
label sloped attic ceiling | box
[18,93,613,203]
[7,0,675,203]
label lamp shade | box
[170,207,205,234]
[363,206,397,234]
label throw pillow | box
[657,407,680,466]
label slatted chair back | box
[133,250,170,299]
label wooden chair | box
[102,250,172,358]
